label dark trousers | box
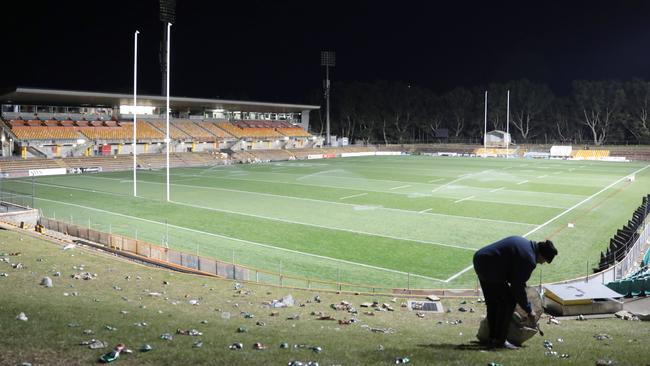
[479,279,516,343]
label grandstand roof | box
[0,87,319,113]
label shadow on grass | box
[417,341,488,351]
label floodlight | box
[159,0,176,23]
[320,51,336,66]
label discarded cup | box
[140,344,153,352]
[229,342,243,350]
[16,312,28,321]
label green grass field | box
[4,155,650,289]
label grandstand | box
[0,87,319,159]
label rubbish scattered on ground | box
[487,363,502,366]
[237,327,248,333]
[67,322,80,328]
[62,244,76,250]
[256,321,266,326]
[547,316,560,325]
[0,273,8,277]
[177,328,202,336]
[53,271,61,277]
[40,276,53,288]
[360,325,396,333]
[71,272,96,280]
[140,344,152,352]
[314,295,321,303]
[120,310,129,315]
[133,322,148,327]
[16,312,28,321]
[189,299,200,306]
[557,338,563,343]
[270,311,279,317]
[193,340,203,348]
[543,340,553,350]
[577,314,586,321]
[458,307,468,312]
[460,300,467,304]
[614,310,638,321]
[160,333,173,341]
[287,314,300,320]
[12,263,24,269]
[83,329,94,335]
[415,312,425,318]
[229,342,243,350]
[280,343,290,349]
[316,315,336,321]
[594,333,612,340]
[595,360,615,365]
[268,295,295,308]
[99,343,128,363]
[338,318,356,325]
[221,312,231,320]
[395,357,411,364]
[426,295,441,301]
[253,342,267,350]
[331,301,354,311]
[200,320,208,324]
[242,312,255,318]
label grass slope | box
[1,229,649,366]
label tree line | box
[309,79,650,145]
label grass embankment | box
[1,228,649,365]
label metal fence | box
[37,216,467,295]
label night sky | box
[2,0,650,103]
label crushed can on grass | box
[99,344,126,363]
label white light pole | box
[483,90,488,156]
[166,22,171,202]
[506,89,510,158]
[133,30,139,197]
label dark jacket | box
[473,235,538,313]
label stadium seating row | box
[572,150,610,159]
[596,194,650,272]
[3,118,312,142]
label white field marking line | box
[516,180,529,185]
[490,187,505,193]
[428,178,444,183]
[537,175,547,179]
[444,163,650,283]
[454,195,475,204]
[33,196,445,282]
[130,170,577,211]
[130,169,576,210]
[339,192,368,200]
[389,184,411,190]
[80,174,538,226]
[39,176,476,252]
[419,208,432,214]
[431,170,490,193]
[169,199,475,252]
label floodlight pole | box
[326,65,330,146]
[506,89,510,158]
[133,30,139,197]
[483,91,488,156]
[166,22,171,202]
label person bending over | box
[473,236,558,349]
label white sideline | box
[444,163,650,283]
[34,197,446,282]
[454,195,475,204]
[389,184,411,190]
[428,178,443,183]
[490,187,505,193]
[517,180,529,185]
[419,208,432,214]
[339,192,368,200]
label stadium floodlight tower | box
[321,51,335,146]
[506,89,510,158]
[159,0,176,96]
[159,0,175,202]
[483,90,488,156]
